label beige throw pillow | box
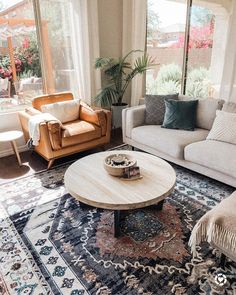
[179,96,224,130]
[41,100,80,123]
[195,98,224,130]
[207,110,236,144]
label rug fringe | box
[189,221,236,257]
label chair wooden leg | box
[47,159,55,169]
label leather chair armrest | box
[79,103,110,136]
[25,107,41,116]
[18,108,41,141]
[19,109,62,151]
[18,110,32,141]
[102,109,112,139]
[79,103,100,125]
[47,121,61,150]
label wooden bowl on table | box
[104,153,137,177]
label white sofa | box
[122,96,236,187]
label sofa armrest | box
[122,105,146,139]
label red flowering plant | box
[0,36,41,81]
[172,22,214,49]
[0,56,13,80]
[15,36,41,77]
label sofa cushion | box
[185,140,236,178]
[61,120,101,147]
[162,99,198,131]
[41,100,80,123]
[145,93,179,125]
[131,125,208,159]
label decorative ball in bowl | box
[104,154,137,177]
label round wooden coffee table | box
[64,150,176,237]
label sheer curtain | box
[123,0,147,106]
[69,0,101,105]
[219,1,236,102]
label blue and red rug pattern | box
[0,154,235,294]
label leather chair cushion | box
[61,120,102,147]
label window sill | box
[0,98,29,114]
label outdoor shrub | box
[156,63,182,84]
[156,80,181,95]
[186,67,210,97]
[146,63,210,97]
[187,67,209,82]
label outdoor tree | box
[191,6,215,27]
[147,0,160,42]
[172,6,214,49]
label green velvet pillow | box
[162,99,198,131]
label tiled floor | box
[0,128,123,185]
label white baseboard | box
[0,144,28,158]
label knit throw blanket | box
[189,191,236,261]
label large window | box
[0,0,76,112]
[0,0,43,112]
[36,0,76,94]
[146,0,231,98]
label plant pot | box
[111,103,129,129]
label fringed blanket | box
[189,191,236,261]
[28,113,60,146]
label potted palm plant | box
[94,50,155,128]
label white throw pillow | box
[41,100,80,123]
[207,110,236,145]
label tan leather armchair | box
[18,92,111,168]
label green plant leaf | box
[95,57,116,69]
[94,85,118,107]
[94,51,156,106]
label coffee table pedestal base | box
[114,199,165,238]
[114,210,121,238]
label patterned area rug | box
[0,146,236,295]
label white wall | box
[98,0,123,58]
[0,112,27,158]
[97,0,132,103]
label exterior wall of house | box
[0,1,32,19]
[147,47,212,72]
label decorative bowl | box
[104,153,137,177]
